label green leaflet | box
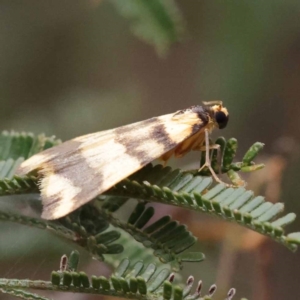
[0,252,235,300]
[107,166,299,251]
[0,131,60,161]
[0,131,298,251]
[0,131,60,180]
[0,130,298,300]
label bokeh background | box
[1,1,300,299]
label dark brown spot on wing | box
[114,119,176,165]
[114,134,150,165]
[193,106,212,122]
[41,140,104,217]
[149,124,178,150]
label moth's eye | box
[215,111,229,129]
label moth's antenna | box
[202,100,223,107]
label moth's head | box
[203,101,229,129]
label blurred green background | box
[1,1,300,299]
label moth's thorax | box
[173,104,229,130]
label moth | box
[16,101,229,220]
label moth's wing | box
[16,130,113,176]
[16,111,205,220]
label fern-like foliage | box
[0,196,203,270]
[0,251,237,300]
[105,164,299,251]
[0,131,60,180]
[0,130,298,300]
[0,131,299,251]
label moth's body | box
[17,103,229,220]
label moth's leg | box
[198,129,230,186]
[199,144,221,173]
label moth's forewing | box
[17,111,206,220]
